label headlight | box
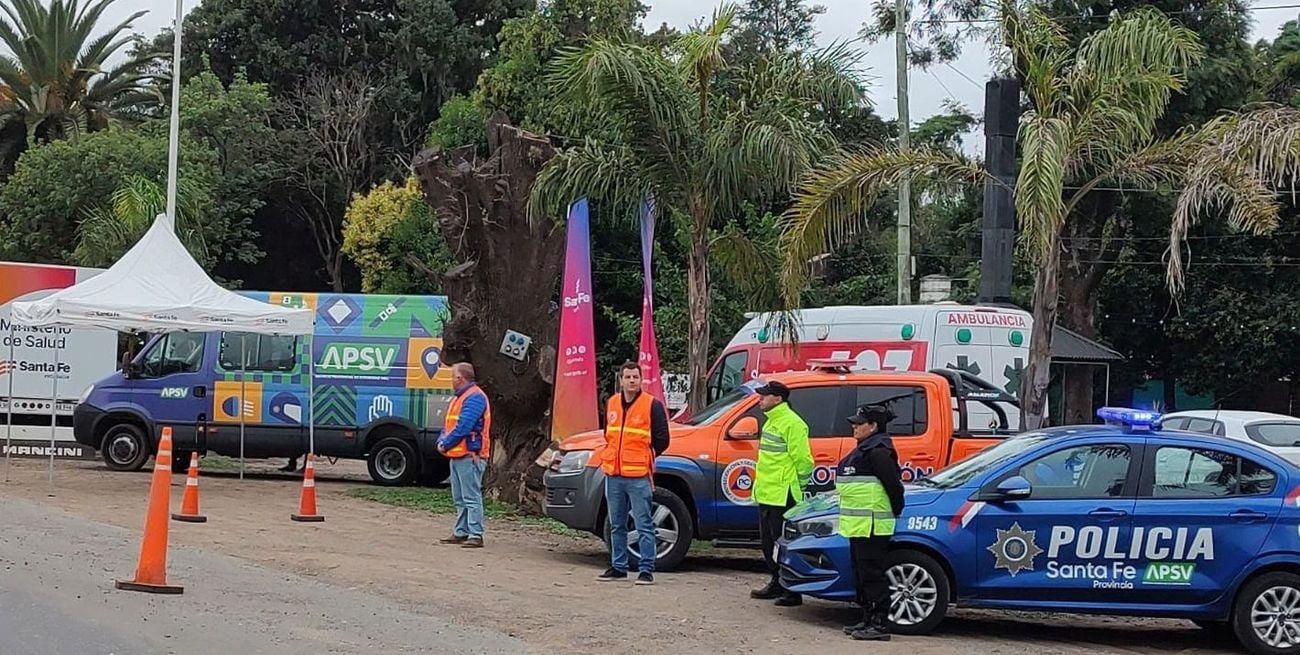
[794,515,839,538]
[554,450,592,474]
[77,384,94,405]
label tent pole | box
[308,334,315,456]
[4,327,14,483]
[240,334,247,481]
[47,343,59,497]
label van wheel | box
[1233,571,1300,655]
[604,487,694,572]
[368,437,417,486]
[885,549,951,636]
[101,424,150,472]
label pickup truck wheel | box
[885,549,950,636]
[101,424,150,472]
[604,487,694,572]
[367,437,417,486]
[1233,571,1300,655]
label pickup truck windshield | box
[919,432,1051,489]
[683,387,753,426]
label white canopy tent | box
[6,215,316,489]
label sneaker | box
[849,626,891,641]
[461,537,484,549]
[439,535,468,545]
[774,593,803,607]
[750,581,783,600]
[596,568,628,581]
[635,572,655,586]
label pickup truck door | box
[851,382,939,482]
[713,385,852,534]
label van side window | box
[707,351,748,405]
[854,385,928,436]
[219,333,298,372]
[139,332,205,378]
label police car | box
[777,408,1300,655]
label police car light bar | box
[1096,407,1161,431]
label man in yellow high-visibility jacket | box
[748,381,812,607]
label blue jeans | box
[606,475,655,574]
[449,457,486,538]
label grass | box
[347,487,585,538]
[199,454,241,472]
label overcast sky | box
[103,1,1300,153]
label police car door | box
[974,439,1140,603]
[1130,439,1282,605]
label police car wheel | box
[101,423,150,472]
[367,437,418,486]
[884,550,950,636]
[604,488,695,572]
[1234,572,1300,655]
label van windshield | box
[682,385,756,426]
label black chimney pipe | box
[978,76,1020,305]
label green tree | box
[732,0,825,56]
[779,6,1300,428]
[529,5,867,410]
[168,0,530,156]
[73,174,210,267]
[342,177,453,294]
[0,128,258,272]
[0,0,161,151]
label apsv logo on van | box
[319,343,400,375]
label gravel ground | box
[0,457,1246,655]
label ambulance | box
[698,303,1032,427]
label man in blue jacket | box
[436,363,493,548]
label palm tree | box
[74,174,209,267]
[529,4,867,410]
[0,0,162,147]
[778,5,1300,428]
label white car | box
[1160,410,1300,464]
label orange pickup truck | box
[542,361,1021,570]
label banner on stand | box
[550,199,600,440]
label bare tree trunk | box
[687,206,711,412]
[412,112,562,509]
[1057,195,1123,424]
[1021,235,1062,430]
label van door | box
[132,332,211,451]
[208,332,304,458]
[704,349,751,406]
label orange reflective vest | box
[444,387,492,459]
[601,393,655,478]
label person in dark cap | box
[837,404,906,641]
[748,380,813,607]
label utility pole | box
[164,0,184,230]
[895,0,912,304]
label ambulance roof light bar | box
[1096,407,1161,431]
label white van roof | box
[731,304,1030,344]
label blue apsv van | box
[73,292,455,485]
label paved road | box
[0,496,531,655]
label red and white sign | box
[758,341,929,374]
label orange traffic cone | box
[291,453,324,522]
[115,427,184,594]
[171,452,207,523]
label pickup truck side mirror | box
[984,475,1032,502]
[727,416,759,440]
